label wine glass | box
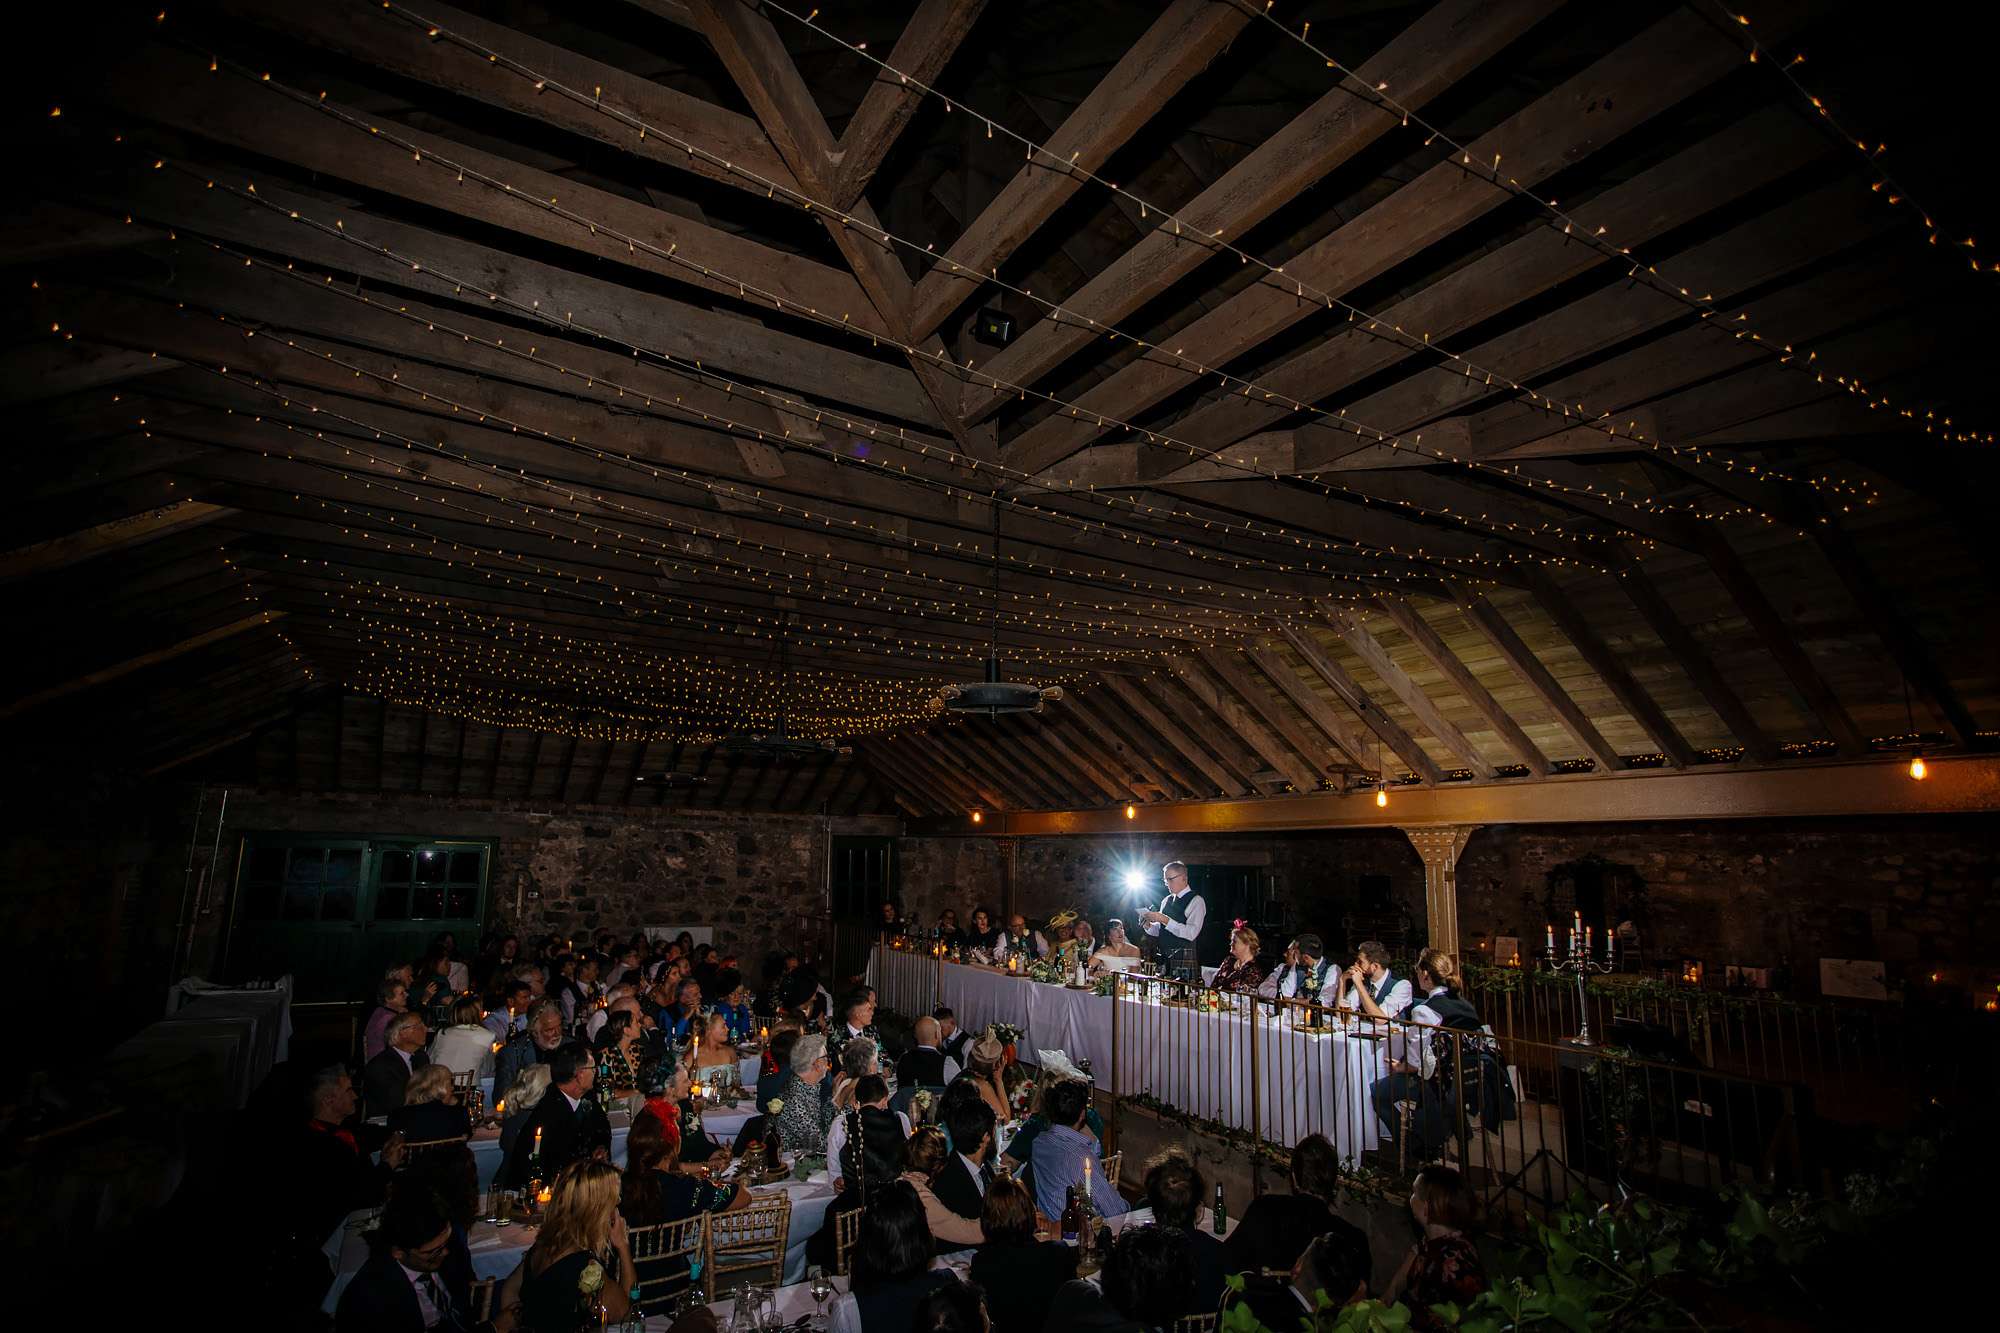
[808,1266,834,1332]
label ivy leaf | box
[1545,1294,1593,1333]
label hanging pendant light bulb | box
[1376,783,1389,808]
[1124,803,1137,820]
[1910,753,1927,780]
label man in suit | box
[895,1016,962,1090]
[1227,1227,1370,1328]
[363,1012,431,1117]
[1222,1133,1359,1276]
[276,1065,404,1311]
[1259,933,1335,1002]
[501,1041,611,1187]
[335,1190,483,1332]
[930,1097,996,1223]
[831,989,879,1061]
[933,1007,971,1065]
[492,999,564,1097]
[1139,1148,1228,1312]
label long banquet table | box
[869,946,1385,1163]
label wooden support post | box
[1399,825,1478,960]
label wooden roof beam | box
[0,500,232,582]
[1274,622,1444,786]
[1002,0,1810,479]
[1166,657,1318,793]
[831,0,990,209]
[1612,556,1780,763]
[1019,717,1144,805]
[1097,673,1247,799]
[1242,643,1373,772]
[1198,648,1352,789]
[1521,568,1696,770]
[1,610,283,720]
[1455,591,1626,773]
[908,0,1253,341]
[960,0,1554,415]
[1064,687,1196,801]
[1318,602,1496,779]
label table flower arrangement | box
[1026,958,1066,985]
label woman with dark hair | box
[592,1008,651,1094]
[1383,1166,1485,1332]
[968,1176,1077,1333]
[876,900,904,938]
[1045,1224,1193,1333]
[963,907,1004,956]
[1222,1132,1356,1276]
[852,1180,957,1333]
[711,969,756,1042]
[913,1277,991,1333]
[619,1112,748,1310]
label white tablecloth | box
[700,1104,758,1143]
[868,949,1385,1164]
[471,1124,631,1188]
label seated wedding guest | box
[931,1097,996,1224]
[585,983,637,1043]
[968,1175,1077,1333]
[1210,922,1265,994]
[896,1016,963,1090]
[1141,1148,1226,1313]
[1222,1133,1352,1276]
[1002,914,1047,960]
[876,900,904,938]
[833,990,880,1057]
[1370,950,1483,1163]
[604,945,644,992]
[430,997,496,1081]
[659,979,705,1044]
[413,947,456,1022]
[759,952,801,1015]
[1087,920,1142,974]
[1027,1078,1127,1221]
[512,960,548,1000]
[933,1007,972,1064]
[362,976,410,1062]
[401,1134,481,1235]
[914,1275,991,1333]
[1383,1166,1486,1332]
[832,1036,882,1111]
[559,954,603,1027]
[955,1034,1011,1125]
[1043,1224,1191,1333]
[620,1113,747,1311]
[503,1043,611,1188]
[1226,1227,1371,1330]
[333,1189,477,1333]
[1070,919,1097,960]
[1046,911,1088,971]
[387,1063,472,1142]
[1259,933,1335,1002]
[290,1066,403,1276]
[827,1075,910,1192]
[693,1011,739,1079]
[637,1051,727,1169]
[592,1007,652,1095]
[897,1125,986,1252]
[935,909,965,951]
[473,933,520,993]
[502,1160,637,1331]
[497,1064,553,1161]
[1001,1057,1102,1170]
[852,1180,960,1331]
[757,1028,801,1111]
[364,1011,432,1117]
[495,999,567,1097]
[769,1033,837,1153]
[710,970,756,1043]
[964,907,1005,955]
[1340,939,1414,1021]
[484,978,536,1044]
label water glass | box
[808,1265,833,1332]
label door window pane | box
[412,884,447,919]
[445,883,476,918]
[415,849,447,883]
[320,849,361,921]
[287,848,327,882]
[375,882,410,920]
[380,848,412,883]
[450,851,483,883]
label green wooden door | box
[225,834,493,1001]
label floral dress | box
[1406,1232,1486,1332]
[769,1072,835,1153]
[1210,954,1266,994]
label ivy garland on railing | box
[1462,964,1827,1017]
[1120,1091,1397,1207]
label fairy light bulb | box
[1910,754,1927,780]
[1375,785,1389,808]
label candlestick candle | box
[1545,923,1555,953]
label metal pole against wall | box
[172,785,208,984]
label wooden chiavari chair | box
[703,1194,793,1302]
[628,1213,709,1315]
[1102,1151,1123,1190]
[834,1205,867,1276]
[398,1134,469,1165]
[1173,1315,1217,1333]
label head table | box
[869,945,1385,1165]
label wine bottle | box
[1212,1181,1227,1234]
[1060,1185,1083,1244]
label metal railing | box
[860,944,1854,1221]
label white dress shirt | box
[1402,986,1451,1079]
[1143,886,1206,942]
[957,1153,989,1197]
[1000,930,1048,959]
[397,1261,444,1328]
[1343,971,1414,1020]
[826,1109,911,1184]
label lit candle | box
[533,1126,542,1151]
[492,1041,501,1054]
[1545,923,1555,954]
[496,1099,505,1115]
[1585,925,1592,957]
[537,1186,552,1206]
[760,1025,768,1041]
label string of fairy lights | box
[118,31,1864,534]
[1718,4,1994,290]
[749,0,1934,465]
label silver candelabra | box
[1548,944,1615,1045]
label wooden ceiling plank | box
[452,716,470,797]
[1693,527,1868,755]
[101,47,890,339]
[1612,558,1779,763]
[1317,603,1496,779]
[0,610,282,720]
[1041,714,1151,802]
[1003,0,1811,478]
[1064,688,1194,800]
[832,0,991,209]
[1005,717,1122,806]
[1196,648,1344,789]
[1274,621,1444,786]
[1163,658,1313,793]
[0,500,233,582]
[1243,643,1372,772]
[1521,568,1696,770]
[922,728,1022,810]
[909,0,1253,340]
[1020,718,1137,804]
[414,707,431,794]
[1098,673,1246,799]
[852,745,933,818]
[1455,592,1626,773]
